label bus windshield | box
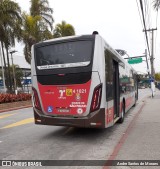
[36,40,93,70]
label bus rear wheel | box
[133,95,137,107]
[118,103,125,123]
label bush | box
[0,93,31,104]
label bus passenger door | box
[113,60,120,118]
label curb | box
[0,105,32,113]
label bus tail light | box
[90,84,102,113]
[32,87,42,110]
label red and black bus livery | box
[31,33,138,128]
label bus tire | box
[118,103,125,123]
[133,95,137,107]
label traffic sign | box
[128,58,143,64]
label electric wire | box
[139,0,151,57]
[145,0,151,29]
[154,9,159,62]
[136,0,144,28]
[137,0,151,73]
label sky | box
[1,0,160,73]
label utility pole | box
[143,28,157,78]
[144,49,150,76]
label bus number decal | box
[76,89,86,94]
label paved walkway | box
[110,89,160,168]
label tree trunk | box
[1,41,9,90]
[5,45,12,92]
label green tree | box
[53,20,75,38]
[0,64,23,88]
[22,0,53,64]
[153,0,160,10]
[155,72,160,81]
[0,0,22,92]
[30,0,54,30]
[22,14,53,64]
[22,14,41,64]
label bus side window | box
[130,70,134,92]
[105,49,113,101]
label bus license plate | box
[57,108,70,113]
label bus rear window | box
[36,40,93,69]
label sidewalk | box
[112,89,160,168]
[0,100,32,113]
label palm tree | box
[0,0,22,92]
[22,14,40,64]
[53,20,75,38]
[155,72,160,81]
[153,0,160,10]
[21,0,53,64]
[22,13,53,64]
[30,0,54,30]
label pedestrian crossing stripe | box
[0,118,34,129]
[0,113,17,119]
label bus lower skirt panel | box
[34,108,105,128]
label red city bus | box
[31,32,138,128]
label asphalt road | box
[0,89,152,169]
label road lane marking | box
[0,118,34,129]
[0,113,17,119]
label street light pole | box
[10,50,17,94]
